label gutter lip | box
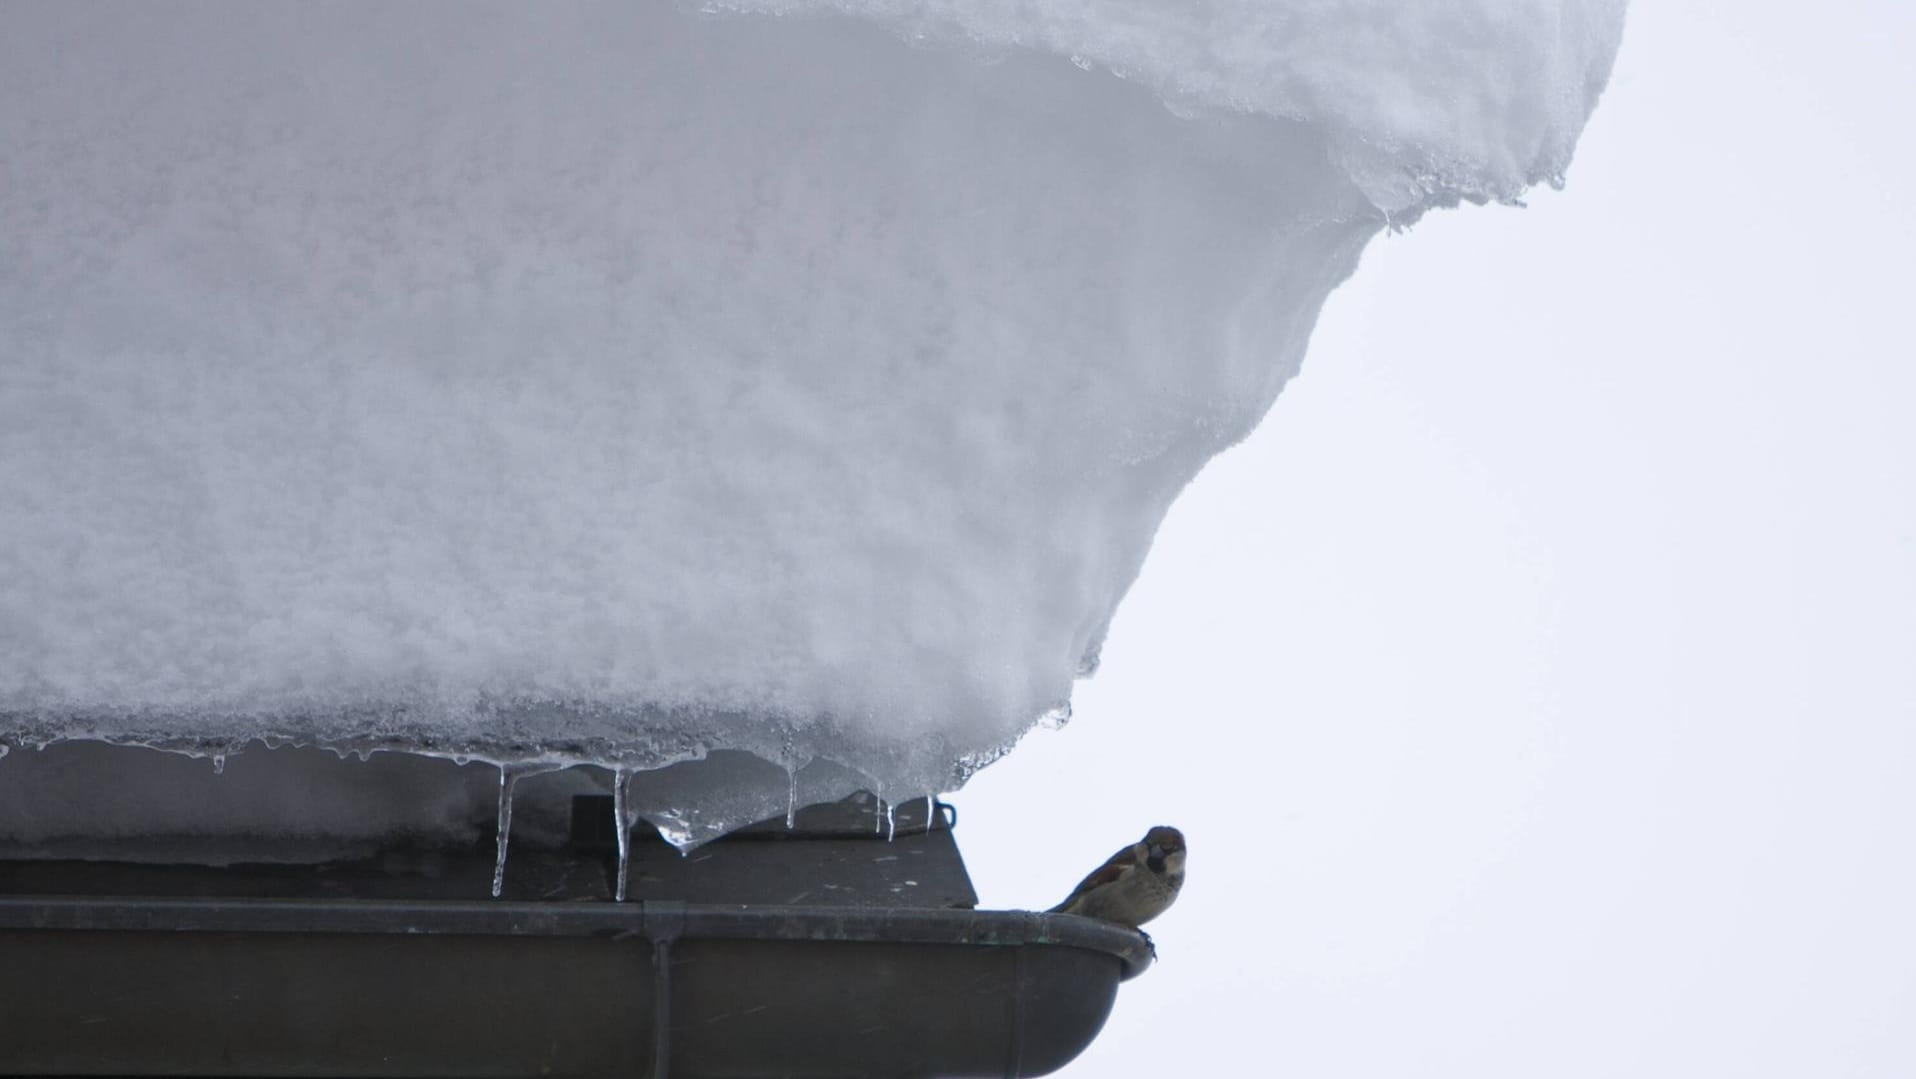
[0,895,1156,980]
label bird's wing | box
[1047,845,1136,913]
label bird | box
[1048,825,1185,929]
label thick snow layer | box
[720,0,1628,209]
[0,1,1623,845]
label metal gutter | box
[0,895,1148,1078]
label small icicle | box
[613,769,633,903]
[491,765,518,899]
[211,754,225,776]
[785,765,799,830]
[884,800,897,842]
[780,732,800,830]
[924,794,935,831]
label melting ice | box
[0,1,1625,848]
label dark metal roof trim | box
[0,896,1149,1079]
[0,896,1154,980]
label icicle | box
[780,731,800,830]
[491,765,518,899]
[211,753,225,776]
[490,762,566,899]
[613,769,633,903]
[884,800,896,842]
[872,792,884,835]
[924,794,935,831]
[785,765,799,830]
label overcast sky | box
[953,2,1916,1074]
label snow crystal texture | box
[720,0,1628,209]
[0,1,1623,841]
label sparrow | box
[1048,825,1185,929]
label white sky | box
[953,2,1916,1074]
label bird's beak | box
[1148,844,1164,861]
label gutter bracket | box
[644,901,687,1079]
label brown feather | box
[1048,843,1138,913]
